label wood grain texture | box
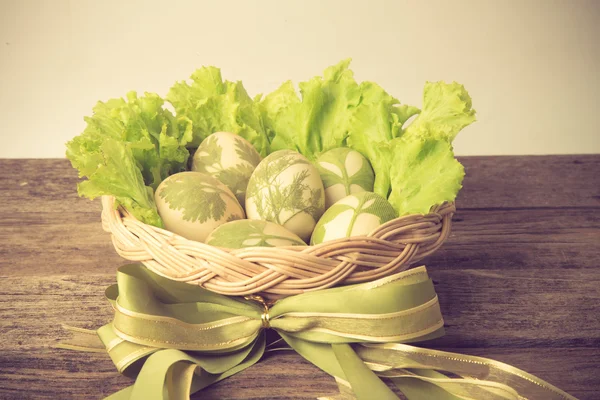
[1,156,599,399]
[1,155,598,214]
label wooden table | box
[1,155,599,399]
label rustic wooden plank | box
[457,154,600,209]
[1,273,597,351]
[0,156,599,215]
[430,268,600,348]
[1,273,597,398]
[1,348,595,400]
[424,207,600,270]
[2,208,598,275]
[411,347,600,400]
[1,156,599,399]
[0,351,340,400]
[0,212,122,275]
[0,159,93,214]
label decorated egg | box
[155,171,245,242]
[310,192,396,245]
[245,150,325,242]
[191,131,262,206]
[315,147,375,209]
[206,220,306,249]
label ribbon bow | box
[60,264,577,400]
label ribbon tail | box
[278,333,357,399]
[189,331,267,392]
[55,324,106,353]
[390,369,468,400]
[391,375,522,400]
[107,333,266,400]
[278,332,346,379]
[279,333,399,400]
[166,362,197,399]
[390,374,480,400]
[317,377,358,400]
[332,344,399,400]
[357,343,579,400]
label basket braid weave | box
[101,196,454,298]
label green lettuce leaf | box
[76,139,163,227]
[348,80,475,206]
[259,59,362,159]
[259,59,422,199]
[68,91,192,189]
[388,136,465,215]
[259,60,474,212]
[402,81,476,142]
[346,82,419,198]
[66,91,191,227]
[257,80,300,149]
[381,81,475,214]
[166,67,269,156]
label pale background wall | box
[1,0,598,158]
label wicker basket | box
[101,196,454,298]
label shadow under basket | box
[101,196,455,299]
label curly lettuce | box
[388,137,465,215]
[66,92,193,227]
[167,67,269,156]
[258,60,476,215]
[402,81,476,142]
[67,60,477,224]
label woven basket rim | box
[101,195,455,298]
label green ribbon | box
[60,264,578,400]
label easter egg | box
[191,132,262,206]
[245,150,325,242]
[315,147,375,209]
[310,192,396,245]
[155,171,245,242]
[206,220,306,249]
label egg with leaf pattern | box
[315,147,375,209]
[192,132,262,206]
[155,171,245,242]
[206,220,306,249]
[310,192,396,245]
[245,150,325,242]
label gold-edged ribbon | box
[59,264,577,400]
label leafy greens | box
[66,59,476,227]
[258,59,476,215]
[66,92,193,227]
[167,67,270,156]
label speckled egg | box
[310,192,396,245]
[155,171,245,242]
[192,132,262,206]
[206,219,306,249]
[245,150,325,242]
[315,147,375,209]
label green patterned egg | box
[245,150,325,242]
[310,192,396,245]
[206,220,306,249]
[192,131,262,206]
[155,171,245,242]
[315,148,375,209]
